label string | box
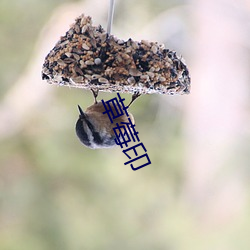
[107,0,115,34]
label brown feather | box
[85,101,134,135]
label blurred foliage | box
[0,0,71,97]
[0,1,187,249]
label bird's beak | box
[77,105,86,118]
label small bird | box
[75,90,139,149]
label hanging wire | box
[107,0,115,34]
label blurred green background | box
[1,0,250,249]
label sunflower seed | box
[92,74,101,79]
[151,45,158,54]
[141,40,150,47]
[63,58,75,64]
[72,76,84,83]
[74,66,83,75]
[85,60,94,65]
[140,75,149,82]
[147,72,154,78]
[128,77,135,84]
[98,77,109,84]
[65,52,72,58]
[57,59,67,66]
[72,53,80,60]
[82,43,90,50]
[129,68,142,77]
[75,24,80,34]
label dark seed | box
[42,73,50,80]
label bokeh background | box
[1,0,250,249]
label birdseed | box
[42,14,190,95]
